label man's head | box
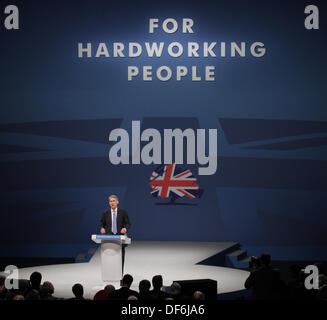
[41,281,54,296]
[104,284,115,298]
[72,283,84,298]
[30,271,42,289]
[109,195,119,210]
[121,274,133,288]
[260,253,271,266]
[152,275,163,290]
[170,282,181,296]
[104,284,115,294]
[139,280,151,293]
[193,291,205,300]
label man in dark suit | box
[100,195,131,235]
[149,275,169,300]
[100,195,131,273]
[112,274,139,300]
[244,253,275,300]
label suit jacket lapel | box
[108,209,112,230]
[117,208,121,229]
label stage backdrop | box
[1,0,326,260]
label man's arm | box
[100,211,107,234]
[120,209,131,234]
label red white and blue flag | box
[149,164,203,200]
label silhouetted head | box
[41,281,54,296]
[139,280,151,293]
[249,256,261,270]
[193,291,205,300]
[121,274,133,288]
[30,271,42,289]
[260,253,271,266]
[170,282,181,296]
[152,275,163,290]
[72,283,84,298]
[104,284,115,298]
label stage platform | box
[3,241,250,299]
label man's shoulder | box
[113,287,138,298]
[112,287,127,297]
[128,288,139,296]
[118,208,127,214]
[149,289,169,298]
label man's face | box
[109,197,118,209]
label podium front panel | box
[101,240,122,281]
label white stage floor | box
[5,241,250,299]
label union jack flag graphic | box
[149,164,204,201]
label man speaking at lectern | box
[100,195,131,273]
[100,195,131,236]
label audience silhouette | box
[40,281,57,300]
[111,274,139,300]
[25,271,42,297]
[1,254,326,301]
[138,279,155,301]
[104,284,115,299]
[70,283,86,300]
[193,291,205,300]
[149,275,169,300]
[168,281,188,300]
[245,253,275,300]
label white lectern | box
[91,234,131,281]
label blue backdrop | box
[1,0,326,260]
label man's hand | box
[120,228,127,234]
[100,228,106,234]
